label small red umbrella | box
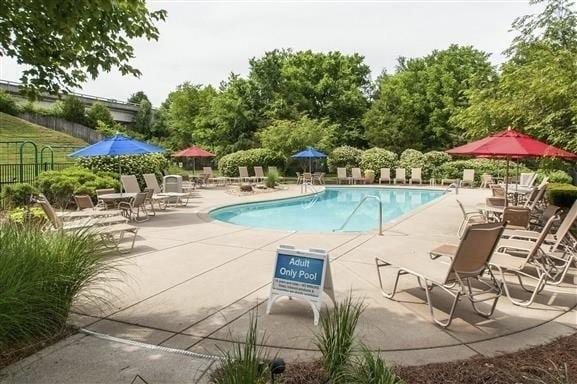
[172,145,215,172]
[447,127,577,198]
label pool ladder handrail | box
[300,181,318,194]
[333,195,383,236]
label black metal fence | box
[0,162,75,187]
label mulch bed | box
[277,333,577,383]
[0,326,75,370]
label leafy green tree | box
[248,50,371,146]
[133,99,153,136]
[57,95,87,125]
[452,0,577,152]
[257,116,337,158]
[0,0,166,96]
[364,45,496,152]
[86,102,114,128]
[128,91,150,105]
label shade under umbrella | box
[447,127,577,201]
[70,133,166,190]
[292,147,327,172]
[171,145,215,173]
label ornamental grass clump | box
[0,223,117,351]
[347,344,405,384]
[315,295,365,383]
[213,313,270,384]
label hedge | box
[218,148,286,177]
[437,159,531,183]
[538,169,573,184]
[423,151,452,179]
[547,183,577,207]
[35,167,120,207]
[327,146,362,172]
[76,153,170,177]
[359,148,397,177]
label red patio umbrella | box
[172,145,215,173]
[447,127,577,198]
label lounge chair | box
[379,168,391,184]
[254,166,265,182]
[36,196,138,252]
[143,173,188,207]
[351,168,364,184]
[520,172,537,188]
[239,166,256,183]
[376,222,505,327]
[121,175,141,193]
[394,168,406,184]
[61,195,123,220]
[457,200,487,238]
[491,214,574,306]
[461,169,475,187]
[337,168,351,184]
[203,167,227,186]
[480,174,493,188]
[502,200,577,255]
[410,168,422,185]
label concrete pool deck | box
[2,184,576,383]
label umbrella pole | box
[118,157,122,195]
[505,156,510,207]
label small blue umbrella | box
[70,133,166,188]
[291,147,327,172]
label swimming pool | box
[209,187,444,232]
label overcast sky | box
[0,0,537,106]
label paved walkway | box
[2,185,576,383]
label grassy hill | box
[0,113,86,163]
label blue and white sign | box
[267,245,335,325]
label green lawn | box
[0,113,86,164]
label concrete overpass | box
[0,79,140,124]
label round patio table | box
[97,192,137,203]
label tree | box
[0,0,166,96]
[86,102,114,128]
[453,0,577,152]
[257,116,337,158]
[133,99,153,136]
[363,45,496,152]
[247,50,372,146]
[128,91,150,105]
[57,95,87,125]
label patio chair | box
[313,172,325,185]
[296,172,303,185]
[337,168,351,184]
[491,214,574,306]
[203,167,227,186]
[375,222,505,327]
[302,172,313,184]
[351,168,364,184]
[479,174,494,188]
[143,173,187,207]
[254,166,265,182]
[461,169,475,187]
[410,168,422,185]
[118,192,150,222]
[36,197,138,252]
[121,175,141,193]
[58,195,123,220]
[520,172,537,188]
[379,168,391,184]
[457,200,487,238]
[394,168,406,184]
[502,206,531,230]
[96,188,117,209]
[239,166,256,183]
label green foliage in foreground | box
[0,224,116,350]
[1,183,38,209]
[547,183,577,207]
[218,148,285,177]
[213,313,270,384]
[265,170,279,188]
[347,345,405,384]
[315,295,365,383]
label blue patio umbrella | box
[70,133,166,188]
[291,147,327,172]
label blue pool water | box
[209,187,444,232]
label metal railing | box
[334,195,383,235]
[0,162,75,186]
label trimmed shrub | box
[359,148,397,177]
[35,167,119,207]
[7,207,47,226]
[538,169,573,184]
[547,183,577,207]
[328,146,363,172]
[218,149,285,177]
[265,171,279,188]
[423,151,452,179]
[1,183,38,209]
[56,95,87,125]
[76,153,170,178]
[0,91,20,116]
[399,149,426,170]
